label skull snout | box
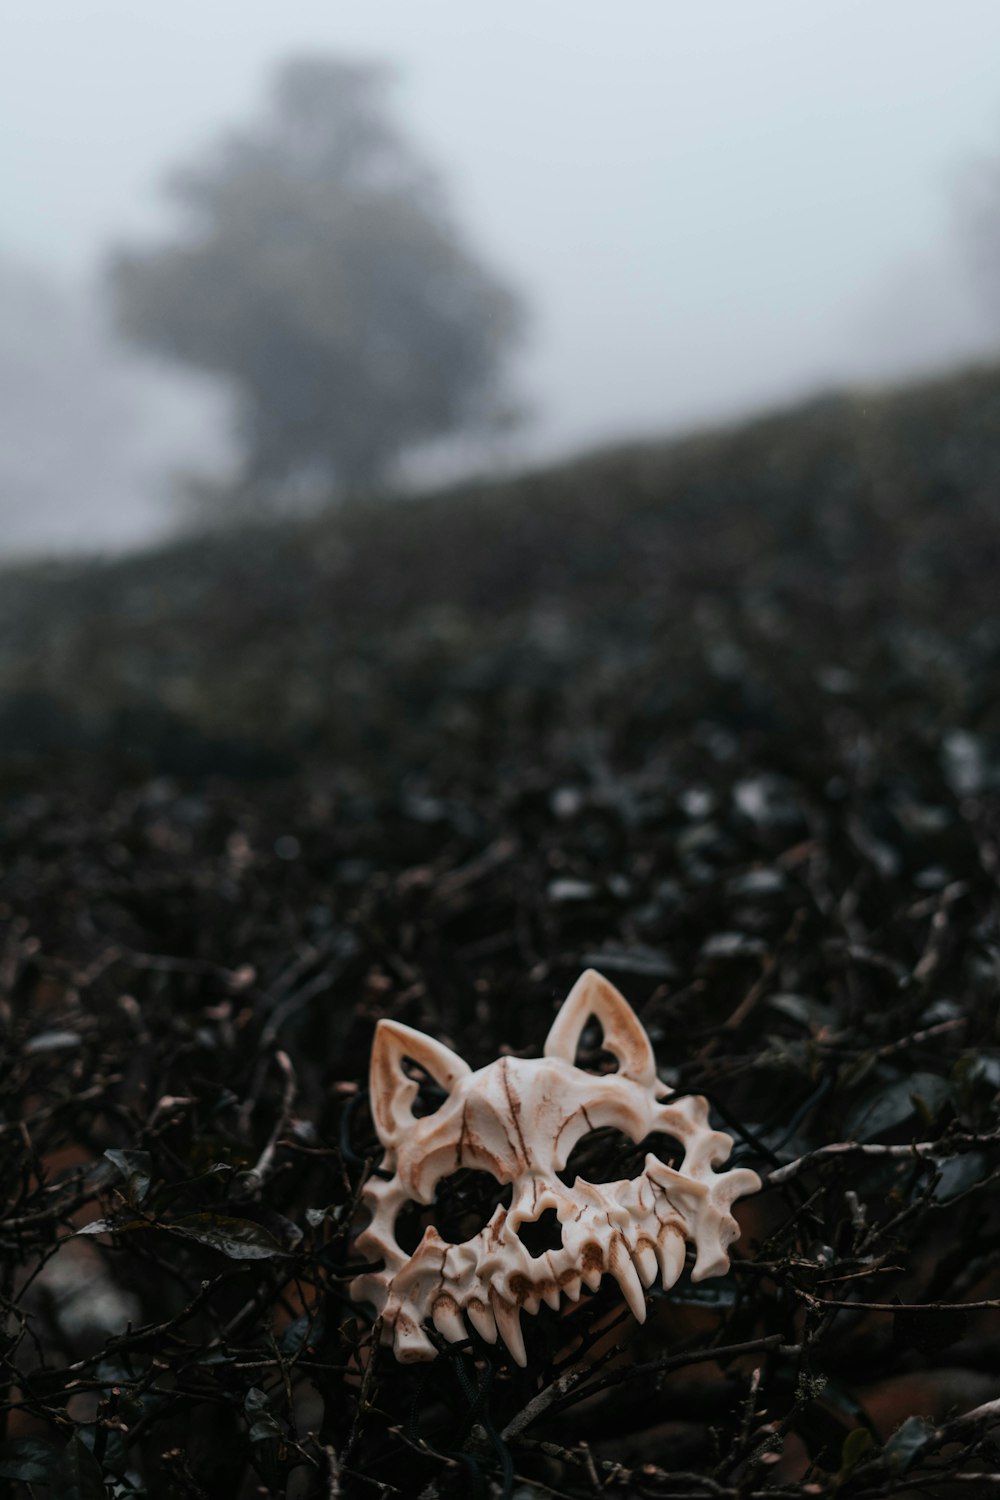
[508,1176,563,1234]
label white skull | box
[350,970,760,1365]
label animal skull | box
[350,970,760,1365]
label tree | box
[110,58,525,502]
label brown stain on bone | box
[455,1101,469,1168]
[581,1241,605,1275]
[499,1056,529,1166]
[508,1273,543,1306]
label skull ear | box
[369,1019,471,1147]
[544,969,657,1088]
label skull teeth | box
[466,1300,497,1344]
[401,1227,691,1364]
[432,1299,467,1344]
[610,1244,648,1323]
[582,1263,603,1294]
[634,1243,658,1288]
[656,1228,685,1287]
[491,1292,527,1367]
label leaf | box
[244,1386,284,1443]
[76,1215,149,1239]
[76,1218,116,1237]
[725,866,787,898]
[843,1072,951,1142]
[67,1432,107,1500]
[104,1148,152,1206]
[281,1306,326,1355]
[580,944,678,979]
[768,993,835,1030]
[796,1377,874,1468]
[933,1150,988,1201]
[168,1213,288,1259]
[837,1425,873,1481]
[546,878,598,903]
[25,1029,82,1054]
[699,931,766,961]
[883,1414,935,1472]
[78,1210,288,1258]
[0,1437,64,1483]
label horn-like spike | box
[369,1019,471,1146]
[543,969,656,1087]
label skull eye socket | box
[395,1169,512,1254]
[559,1128,683,1186]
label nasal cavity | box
[518,1208,563,1258]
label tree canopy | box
[110,57,525,500]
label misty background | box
[3,0,1000,554]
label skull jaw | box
[352,1176,705,1367]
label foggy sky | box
[3,1,1000,552]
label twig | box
[241,1050,297,1192]
[766,1128,1000,1187]
[511,1334,790,1429]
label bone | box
[581,1261,603,1293]
[610,1242,648,1322]
[541,1281,562,1310]
[465,1299,498,1344]
[634,1242,659,1288]
[350,970,761,1365]
[656,1226,685,1287]
[431,1298,467,1344]
[394,1318,436,1362]
[491,1292,527,1367]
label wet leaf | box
[244,1386,284,1443]
[844,1072,951,1142]
[883,1414,935,1472]
[104,1147,152,1206]
[0,1437,64,1484]
[168,1213,289,1259]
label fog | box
[3,0,999,555]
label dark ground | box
[3,366,1000,1497]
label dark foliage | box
[3,368,1000,1496]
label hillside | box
[3,366,1000,1499]
[4,365,1000,780]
